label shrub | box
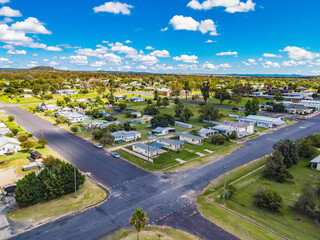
[254,188,284,214]
[18,135,28,142]
[295,183,318,217]
[71,126,79,133]
[229,130,238,140]
[210,135,229,145]
[11,128,19,136]
[226,185,237,199]
[5,133,14,137]
[8,115,14,122]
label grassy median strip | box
[106,226,200,240]
[7,179,107,226]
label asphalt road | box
[1,103,320,240]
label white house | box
[156,138,184,151]
[199,128,216,139]
[56,89,77,95]
[132,143,160,159]
[131,111,141,117]
[129,97,146,102]
[175,132,204,145]
[0,123,10,136]
[0,137,21,155]
[141,115,153,122]
[211,121,254,137]
[111,131,141,142]
[310,155,320,171]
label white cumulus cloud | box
[216,51,237,56]
[93,1,133,15]
[150,50,170,58]
[282,46,320,60]
[7,49,26,55]
[69,55,88,66]
[10,17,51,34]
[263,53,282,58]
[173,54,198,63]
[0,6,21,17]
[187,0,255,13]
[262,61,280,68]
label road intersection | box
[1,103,319,240]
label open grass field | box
[208,97,270,108]
[7,178,107,227]
[106,226,200,240]
[199,155,320,240]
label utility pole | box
[222,165,229,205]
[74,167,77,198]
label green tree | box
[274,93,284,102]
[181,107,193,122]
[153,89,159,100]
[231,94,242,106]
[38,138,48,148]
[295,138,316,159]
[99,133,114,146]
[245,98,260,116]
[273,139,297,168]
[151,114,175,128]
[199,80,211,103]
[182,78,195,100]
[198,104,221,121]
[229,130,238,140]
[11,128,19,136]
[161,97,169,108]
[129,208,149,240]
[21,140,36,151]
[215,88,230,104]
[265,150,293,183]
[254,188,284,214]
[210,135,229,145]
[295,183,317,217]
[143,104,160,116]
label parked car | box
[94,143,103,149]
[112,152,120,158]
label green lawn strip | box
[205,157,320,240]
[107,226,200,240]
[7,179,107,226]
[197,196,278,240]
[164,142,241,172]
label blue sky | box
[0,0,320,75]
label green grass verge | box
[106,226,200,240]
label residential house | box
[82,119,108,129]
[0,136,21,155]
[211,121,254,137]
[132,143,160,158]
[310,155,320,171]
[131,111,141,117]
[152,127,176,136]
[55,89,77,95]
[129,97,146,102]
[175,132,204,145]
[156,138,184,151]
[237,115,286,128]
[175,121,192,129]
[157,88,171,96]
[199,128,216,139]
[115,95,126,100]
[283,103,313,115]
[38,104,61,112]
[0,123,10,136]
[111,131,141,142]
[131,119,146,124]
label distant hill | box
[29,66,55,71]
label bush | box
[71,126,79,133]
[8,115,14,122]
[229,130,238,140]
[18,135,28,142]
[295,183,318,217]
[210,135,229,145]
[5,133,14,137]
[254,188,284,214]
[15,160,85,206]
[226,185,237,199]
[11,128,19,136]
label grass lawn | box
[106,226,200,240]
[201,156,320,240]
[166,142,241,172]
[7,178,107,226]
[208,97,270,108]
[0,94,42,104]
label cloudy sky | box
[0,0,320,75]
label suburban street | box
[1,102,320,240]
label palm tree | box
[129,208,149,240]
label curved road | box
[1,103,319,240]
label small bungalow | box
[237,115,285,128]
[0,136,21,155]
[199,128,217,139]
[0,123,10,136]
[111,131,141,143]
[129,97,146,102]
[175,121,192,129]
[152,127,176,136]
[132,143,161,158]
[156,138,184,151]
[131,111,142,117]
[211,121,254,138]
[310,155,320,171]
[175,132,204,145]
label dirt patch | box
[0,167,19,186]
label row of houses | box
[132,133,204,157]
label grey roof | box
[133,143,160,152]
[310,155,320,163]
[157,138,185,146]
[175,132,204,141]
